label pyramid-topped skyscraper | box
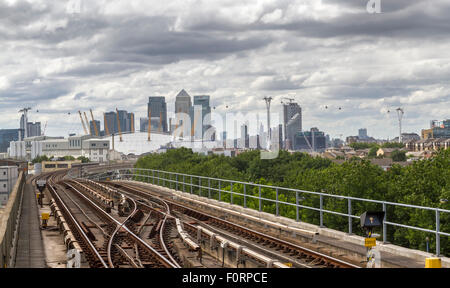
[175,89,192,115]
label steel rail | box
[47,175,108,268]
[64,181,178,268]
[106,191,137,268]
[112,181,360,268]
[81,179,181,268]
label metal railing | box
[84,167,450,256]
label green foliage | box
[368,146,378,158]
[77,156,90,163]
[135,148,450,256]
[382,142,405,149]
[391,150,407,162]
[349,142,378,150]
[63,156,76,161]
[32,155,49,164]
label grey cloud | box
[97,17,272,65]
[0,78,72,107]
[251,76,304,91]
[0,1,449,139]
[0,1,51,27]
[185,1,450,40]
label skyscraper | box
[89,120,101,136]
[283,102,302,148]
[175,89,192,115]
[20,115,41,138]
[27,122,41,137]
[285,113,301,150]
[240,124,249,148]
[293,128,326,152]
[174,90,192,137]
[104,112,118,135]
[140,117,148,132]
[0,129,21,153]
[192,95,211,139]
[104,110,134,135]
[148,96,168,132]
[358,128,368,140]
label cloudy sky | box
[0,0,449,139]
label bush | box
[391,150,407,162]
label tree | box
[77,156,90,163]
[391,150,407,162]
[133,147,450,255]
[32,155,49,164]
[369,146,378,158]
[349,143,378,150]
[382,142,405,149]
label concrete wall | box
[0,171,25,268]
[0,167,19,207]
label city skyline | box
[0,1,449,139]
[1,89,447,143]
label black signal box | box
[360,211,385,229]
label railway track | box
[76,179,183,268]
[104,181,360,268]
[43,171,178,268]
[35,167,360,268]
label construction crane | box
[104,113,110,136]
[116,108,123,142]
[90,109,99,136]
[83,112,90,135]
[78,111,88,135]
[396,108,404,143]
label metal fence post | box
[296,191,300,222]
[218,180,221,201]
[183,175,185,192]
[208,178,211,199]
[158,171,160,185]
[348,199,352,235]
[199,177,201,196]
[319,195,324,227]
[230,182,233,205]
[152,170,155,184]
[436,210,440,256]
[276,188,279,216]
[244,184,247,208]
[383,203,387,243]
[259,185,262,212]
[176,174,178,191]
[190,176,193,194]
